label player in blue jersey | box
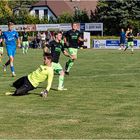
[2,22,20,77]
[119,28,126,50]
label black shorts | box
[13,76,35,96]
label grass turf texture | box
[0,48,140,139]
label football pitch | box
[0,48,140,139]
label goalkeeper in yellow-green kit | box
[5,53,54,97]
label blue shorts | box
[120,39,125,44]
[6,47,16,57]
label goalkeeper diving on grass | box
[5,53,54,97]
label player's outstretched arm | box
[17,38,21,48]
[40,70,54,98]
[63,50,76,60]
[79,37,87,42]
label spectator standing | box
[41,32,46,49]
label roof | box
[31,0,98,17]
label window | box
[44,9,48,19]
[35,10,39,18]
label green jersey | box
[28,65,54,91]
[65,29,81,48]
[127,32,134,42]
[0,34,3,47]
[49,40,65,63]
[22,32,29,41]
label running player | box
[126,27,130,35]
[49,31,74,90]
[0,29,3,63]
[5,53,54,98]
[64,23,87,75]
[119,28,126,50]
[124,27,134,53]
[22,27,29,54]
[2,22,20,77]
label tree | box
[73,8,90,23]
[8,0,39,10]
[93,0,140,35]
[80,10,90,23]
[0,0,13,24]
[57,12,74,23]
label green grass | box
[0,48,140,139]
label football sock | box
[66,59,74,72]
[10,62,15,73]
[58,75,64,88]
[124,46,128,51]
[23,47,25,54]
[5,60,10,66]
[25,47,28,53]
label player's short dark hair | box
[127,25,133,30]
[55,31,62,35]
[54,31,62,37]
[8,22,14,26]
[43,52,52,61]
[71,22,78,26]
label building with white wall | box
[30,0,98,21]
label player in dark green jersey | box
[49,31,74,90]
[0,29,3,63]
[22,27,29,54]
[64,23,87,75]
[124,27,134,53]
